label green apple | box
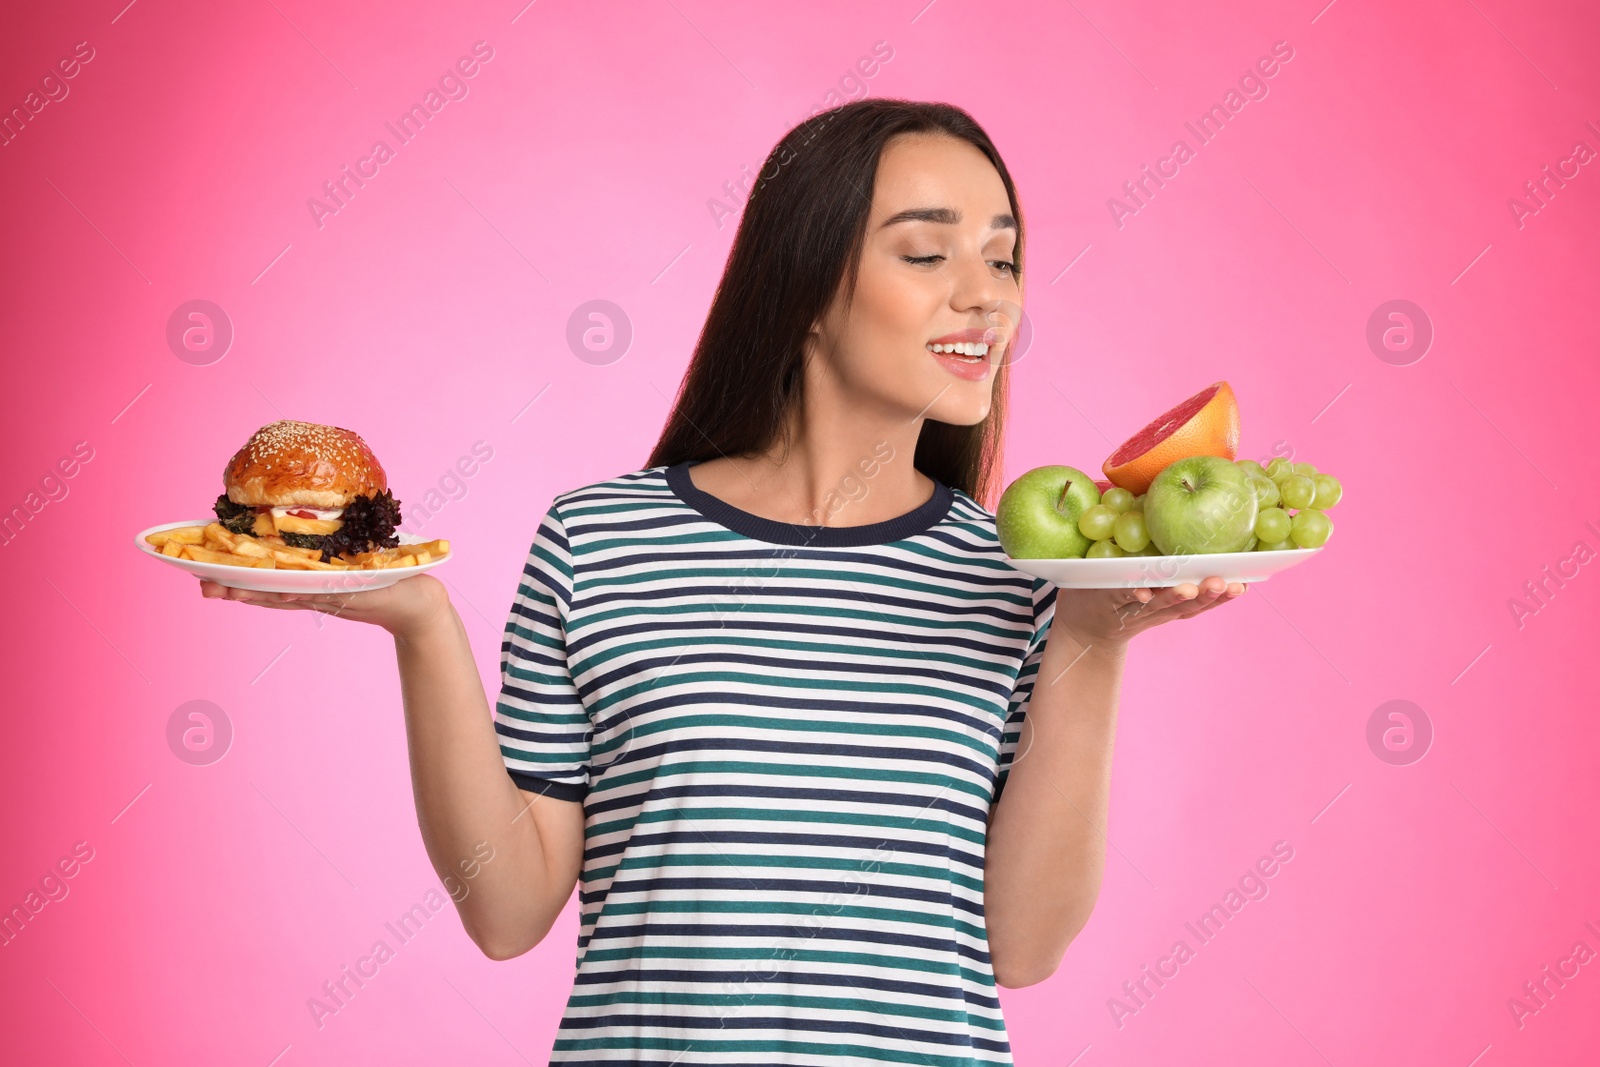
[996,466,1103,558]
[1144,455,1259,555]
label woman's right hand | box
[198,572,450,638]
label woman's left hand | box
[1053,576,1246,651]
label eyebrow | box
[878,207,1017,232]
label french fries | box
[145,525,450,572]
[254,537,322,559]
[144,526,206,547]
[182,543,275,568]
[204,523,237,550]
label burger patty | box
[212,490,403,562]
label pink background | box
[3,0,1598,1063]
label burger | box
[213,420,402,562]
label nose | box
[948,252,1019,334]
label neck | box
[701,357,936,528]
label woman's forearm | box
[391,590,572,958]
[984,628,1127,988]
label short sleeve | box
[994,579,1057,803]
[493,502,591,803]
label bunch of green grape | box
[1237,457,1339,550]
[1075,487,1159,558]
[1074,459,1342,557]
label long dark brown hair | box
[645,98,1025,509]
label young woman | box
[202,99,1246,1065]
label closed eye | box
[901,254,1020,276]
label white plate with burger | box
[136,420,451,593]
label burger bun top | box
[224,420,387,509]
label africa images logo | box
[1106,40,1296,229]
[305,42,496,229]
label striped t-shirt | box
[493,460,1057,1066]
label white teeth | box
[926,342,989,357]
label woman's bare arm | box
[984,576,1245,987]
[200,575,584,959]
[983,629,1124,988]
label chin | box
[927,403,991,427]
[920,384,994,426]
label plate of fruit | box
[998,382,1340,589]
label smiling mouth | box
[925,341,991,362]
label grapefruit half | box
[1101,381,1240,495]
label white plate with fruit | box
[1006,546,1322,589]
[999,382,1340,589]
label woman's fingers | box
[1121,577,1246,626]
[194,573,442,635]
[197,580,341,611]
[199,581,303,609]
[1142,580,1206,612]
[198,580,385,629]
[1168,578,1246,619]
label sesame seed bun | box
[223,420,388,509]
